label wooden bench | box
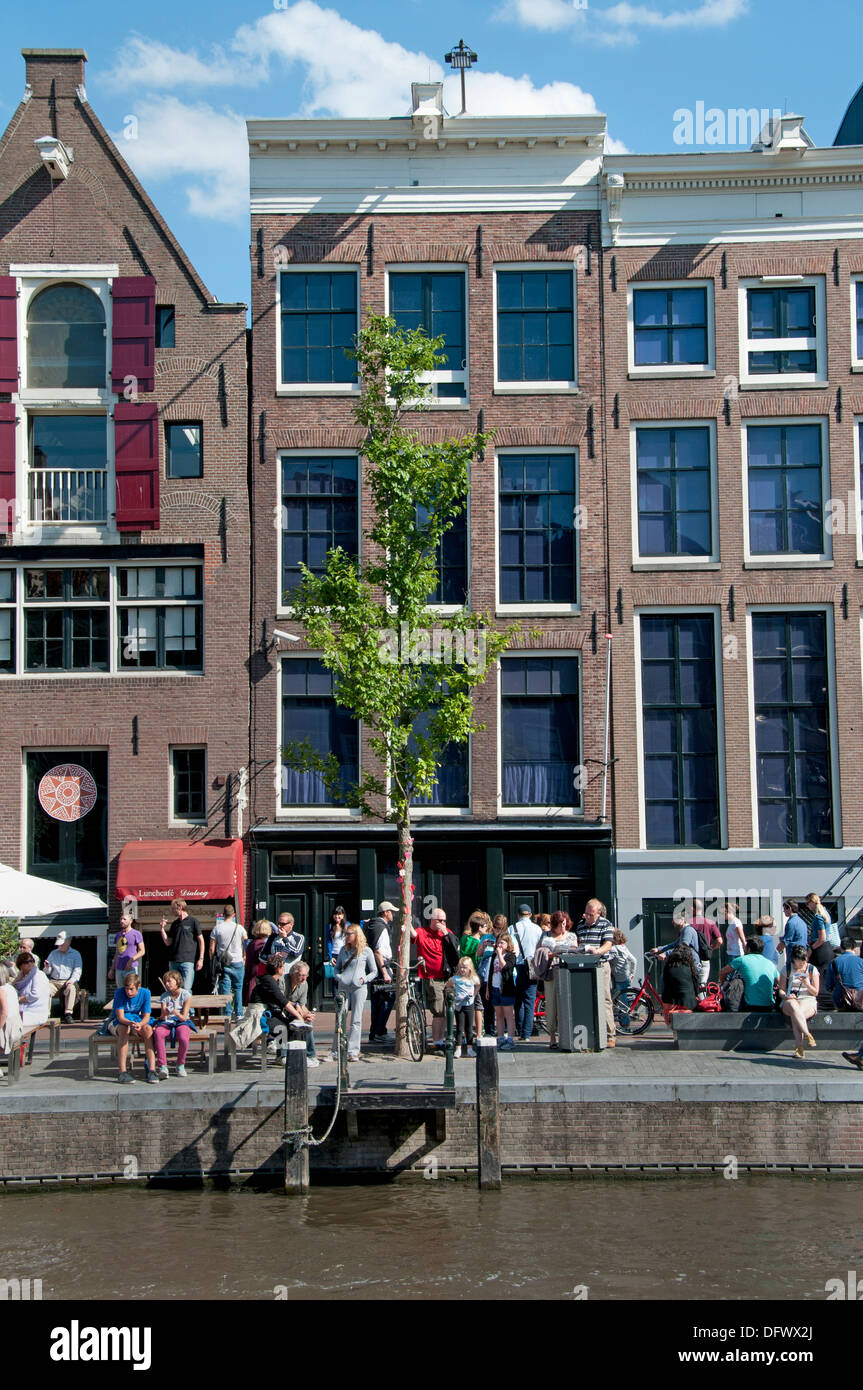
[2,1019,61,1085]
[671,1010,863,1051]
[89,993,232,1078]
[47,985,89,1022]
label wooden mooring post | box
[283,1040,309,1194]
[475,1036,501,1190]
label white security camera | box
[272,629,300,642]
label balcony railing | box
[29,469,108,524]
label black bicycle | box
[373,958,426,1062]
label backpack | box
[721,973,745,1013]
[696,931,712,964]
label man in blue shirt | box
[719,936,778,1010]
[754,916,780,966]
[781,900,808,961]
[653,916,701,969]
[827,937,863,1008]
[109,973,158,1084]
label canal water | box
[2,1175,860,1300]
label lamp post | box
[444,39,478,116]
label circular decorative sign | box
[38,764,97,822]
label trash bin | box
[556,953,607,1052]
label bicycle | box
[612,952,665,1035]
[372,958,426,1062]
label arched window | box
[27,283,106,388]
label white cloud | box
[110,98,248,223]
[103,36,252,90]
[446,72,601,117]
[501,0,748,39]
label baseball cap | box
[378,901,398,914]
[518,904,532,915]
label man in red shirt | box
[411,907,460,1046]
[689,897,722,986]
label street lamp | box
[444,39,478,116]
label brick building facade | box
[601,117,863,957]
[0,50,249,992]
[247,87,614,1000]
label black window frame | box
[155,306,176,349]
[496,267,575,384]
[280,454,359,601]
[632,285,709,368]
[498,452,578,606]
[171,746,207,822]
[752,610,833,848]
[389,269,468,398]
[745,285,817,376]
[166,422,203,480]
[636,425,713,559]
[416,499,469,606]
[279,269,359,386]
[746,422,825,557]
[640,613,720,849]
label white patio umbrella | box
[0,863,106,918]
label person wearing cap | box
[512,905,543,1042]
[44,932,83,1023]
[367,901,397,1043]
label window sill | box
[410,807,473,818]
[276,808,362,820]
[627,367,714,380]
[743,558,833,568]
[631,560,721,571]
[738,380,828,391]
[493,383,579,395]
[275,385,360,396]
[498,807,584,818]
[496,604,580,617]
[170,818,207,828]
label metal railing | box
[29,468,108,524]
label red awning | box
[115,839,244,922]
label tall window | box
[171,747,206,821]
[855,282,863,362]
[416,502,468,606]
[281,659,359,807]
[636,426,712,558]
[744,285,818,376]
[499,453,577,604]
[632,286,708,367]
[496,269,575,383]
[29,415,108,525]
[156,306,175,349]
[279,271,358,385]
[501,657,580,807]
[640,615,719,848]
[747,423,824,556]
[752,612,832,846]
[166,424,202,479]
[23,567,109,672]
[0,570,14,672]
[117,566,203,670]
[390,271,467,398]
[281,456,359,601]
[409,709,469,808]
[26,282,106,388]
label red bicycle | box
[613,952,664,1035]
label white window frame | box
[275,265,361,396]
[630,419,719,567]
[745,603,841,852]
[854,417,863,564]
[741,415,831,566]
[851,276,863,371]
[169,745,207,826]
[497,651,583,818]
[627,278,715,379]
[492,261,578,393]
[495,447,581,616]
[276,449,362,618]
[633,606,727,853]
[10,266,119,543]
[276,653,362,821]
[0,562,204,679]
[738,276,826,388]
[384,263,470,409]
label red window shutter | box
[0,403,17,535]
[0,277,18,393]
[111,276,155,393]
[114,401,159,531]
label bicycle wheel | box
[614,989,654,1035]
[406,999,425,1062]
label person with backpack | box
[690,899,722,985]
[719,936,779,1012]
[778,946,819,1059]
[825,937,863,1011]
[511,904,543,1042]
[209,906,248,1022]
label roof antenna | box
[445,39,478,116]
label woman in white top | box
[153,970,194,1078]
[13,952,50,1028]
[0,958,23,1055]
[779,945,819,1060]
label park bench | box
[671,1009,863,1051]
[2,1018,61,1085]
[88,993,232,1078]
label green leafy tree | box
[282,314,517,1058]
[0,918,19,959]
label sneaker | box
[307,1057,321,1068]
[274,1054,287,1067]
[841,1051,863,1070]
[157,1065,169,1080]
[63,1013,74,1024]
[498,1037,515,1052]
[145,1070,159,1084]
[348,1052,361,1062]
[467,1046,476,1057]
[176,1065,187,1077]
[454,1045,462,1059]
[118,1071,135,1085]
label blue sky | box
[2,0,862,305]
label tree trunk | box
[394,817,414,1060]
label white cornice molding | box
[247,114,607,151]
[251,187,602,216]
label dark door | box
[26,751,108,897]
[508,888,543,925]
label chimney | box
[22,48,88,100]
[411,82,444,130]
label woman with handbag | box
[491,932,518,1051]
[779,946,819,1060]
[660,946,701,1026]
[333,925,378,1062]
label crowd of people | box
[2,889,862,1078]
